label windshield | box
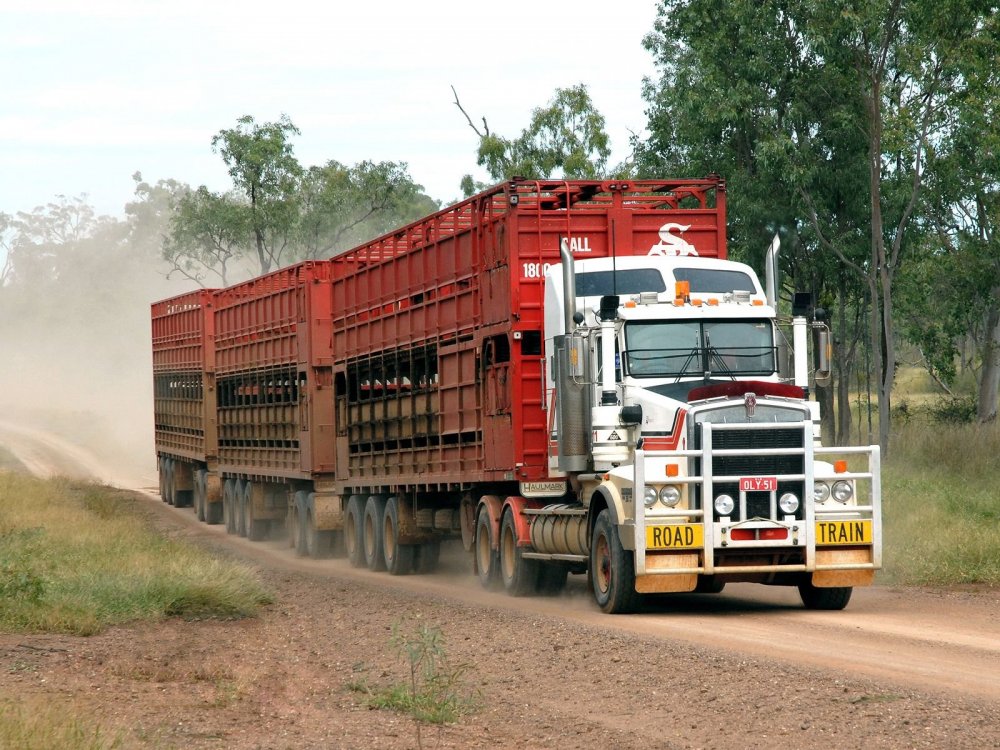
[624,319,775,378]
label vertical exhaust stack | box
[555,241,591,472]
[765,234,780,309]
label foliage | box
[166,115,436,283]
[350,618,478,748]
[456,84,611,196]
[0,703,123,750]
[0,475,272,635]
[640,0,1000,449]
[883,421,1000,585]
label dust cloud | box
[0,215,196,489]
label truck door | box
[483,335,514,470]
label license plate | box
[740,476,777,492]
[646,524,704,550]
[816,520,873,545]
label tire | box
[223,479,237,535]
[799,583,852,610]
[157,457,166,501]
[163,459,175,505]
[244,482,268,542]
[590,509,640,614]
[694,576,726,594]
[235,480,248,538]
[344,496,365,568]
[536,563,569,596]
[382,497,415,575]
[289,492,307,556]
[363,496,387,571]
[205,491,223,525]
[305,508,334,559]
[474,506,501,590]
[194,469,207,522]
[414,542,441,574]
[500,509,538,596]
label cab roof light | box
[752,299,764,306]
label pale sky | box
[1,0,661,218]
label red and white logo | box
[744,391,757,418]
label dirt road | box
[1,425,998,749]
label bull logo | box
[648,222,699,256]
[745,392,757,419]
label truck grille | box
[693,424,805,521]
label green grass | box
[0,473,272,635]
[882,421,1000,586]
[0,702,124,750]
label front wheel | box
[799,583,852,610]
[590,509,640,614]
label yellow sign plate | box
[646,524,704,550]
[816,520,873,546]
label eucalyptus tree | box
[454,84,612,195]
[642,0,996,452]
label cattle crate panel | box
[329,179,727,487]
[213,261,336,478]
[151,290,217,461]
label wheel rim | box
[594,532,612,595]
[384,516,397,563]
[500,522,515,582]
[345,508,357,556]
[476,516,492,577]
[364,512,375,559]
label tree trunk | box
[977,297,1000,423]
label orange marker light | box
[834,460,848,474]
[666,464,679,477]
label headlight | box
[659,485,681,507]
[643,487,658,508]
[778,492,800,514]
[813,482,831,503]
[832,481,854,504]
[714,494,735,516]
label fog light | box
[659,485,681,507]
[644,487,658,508]
[714,494,735,516]
[832,481,854,503]
[814,482,831,503]
[779,492,800,514]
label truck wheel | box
[223,479,237,534]
[414,542,441,574]
[305,508,333,559]
[244,482,268,542]
[475,506,501,590]
[235,480,248,537]
[363,496,387,571]
[536,563,569,596]
[163,459,175,505]
[344,496,365,568]
[799,583,852,610]
[157,457,166,501]
[500,509,538,596]
[194,469,207,522]
[590,509,640,614]
[382,498,415,575]
[694,576,726,594]
[289,491,307,556]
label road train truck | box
[152,178,882,613]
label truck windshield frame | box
[624,319,776,378]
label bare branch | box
[451,85,489,138]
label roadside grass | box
[0,701,124,750]
[882,420,1000,586]
[0,472,272,635]
[348,619,479,748]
